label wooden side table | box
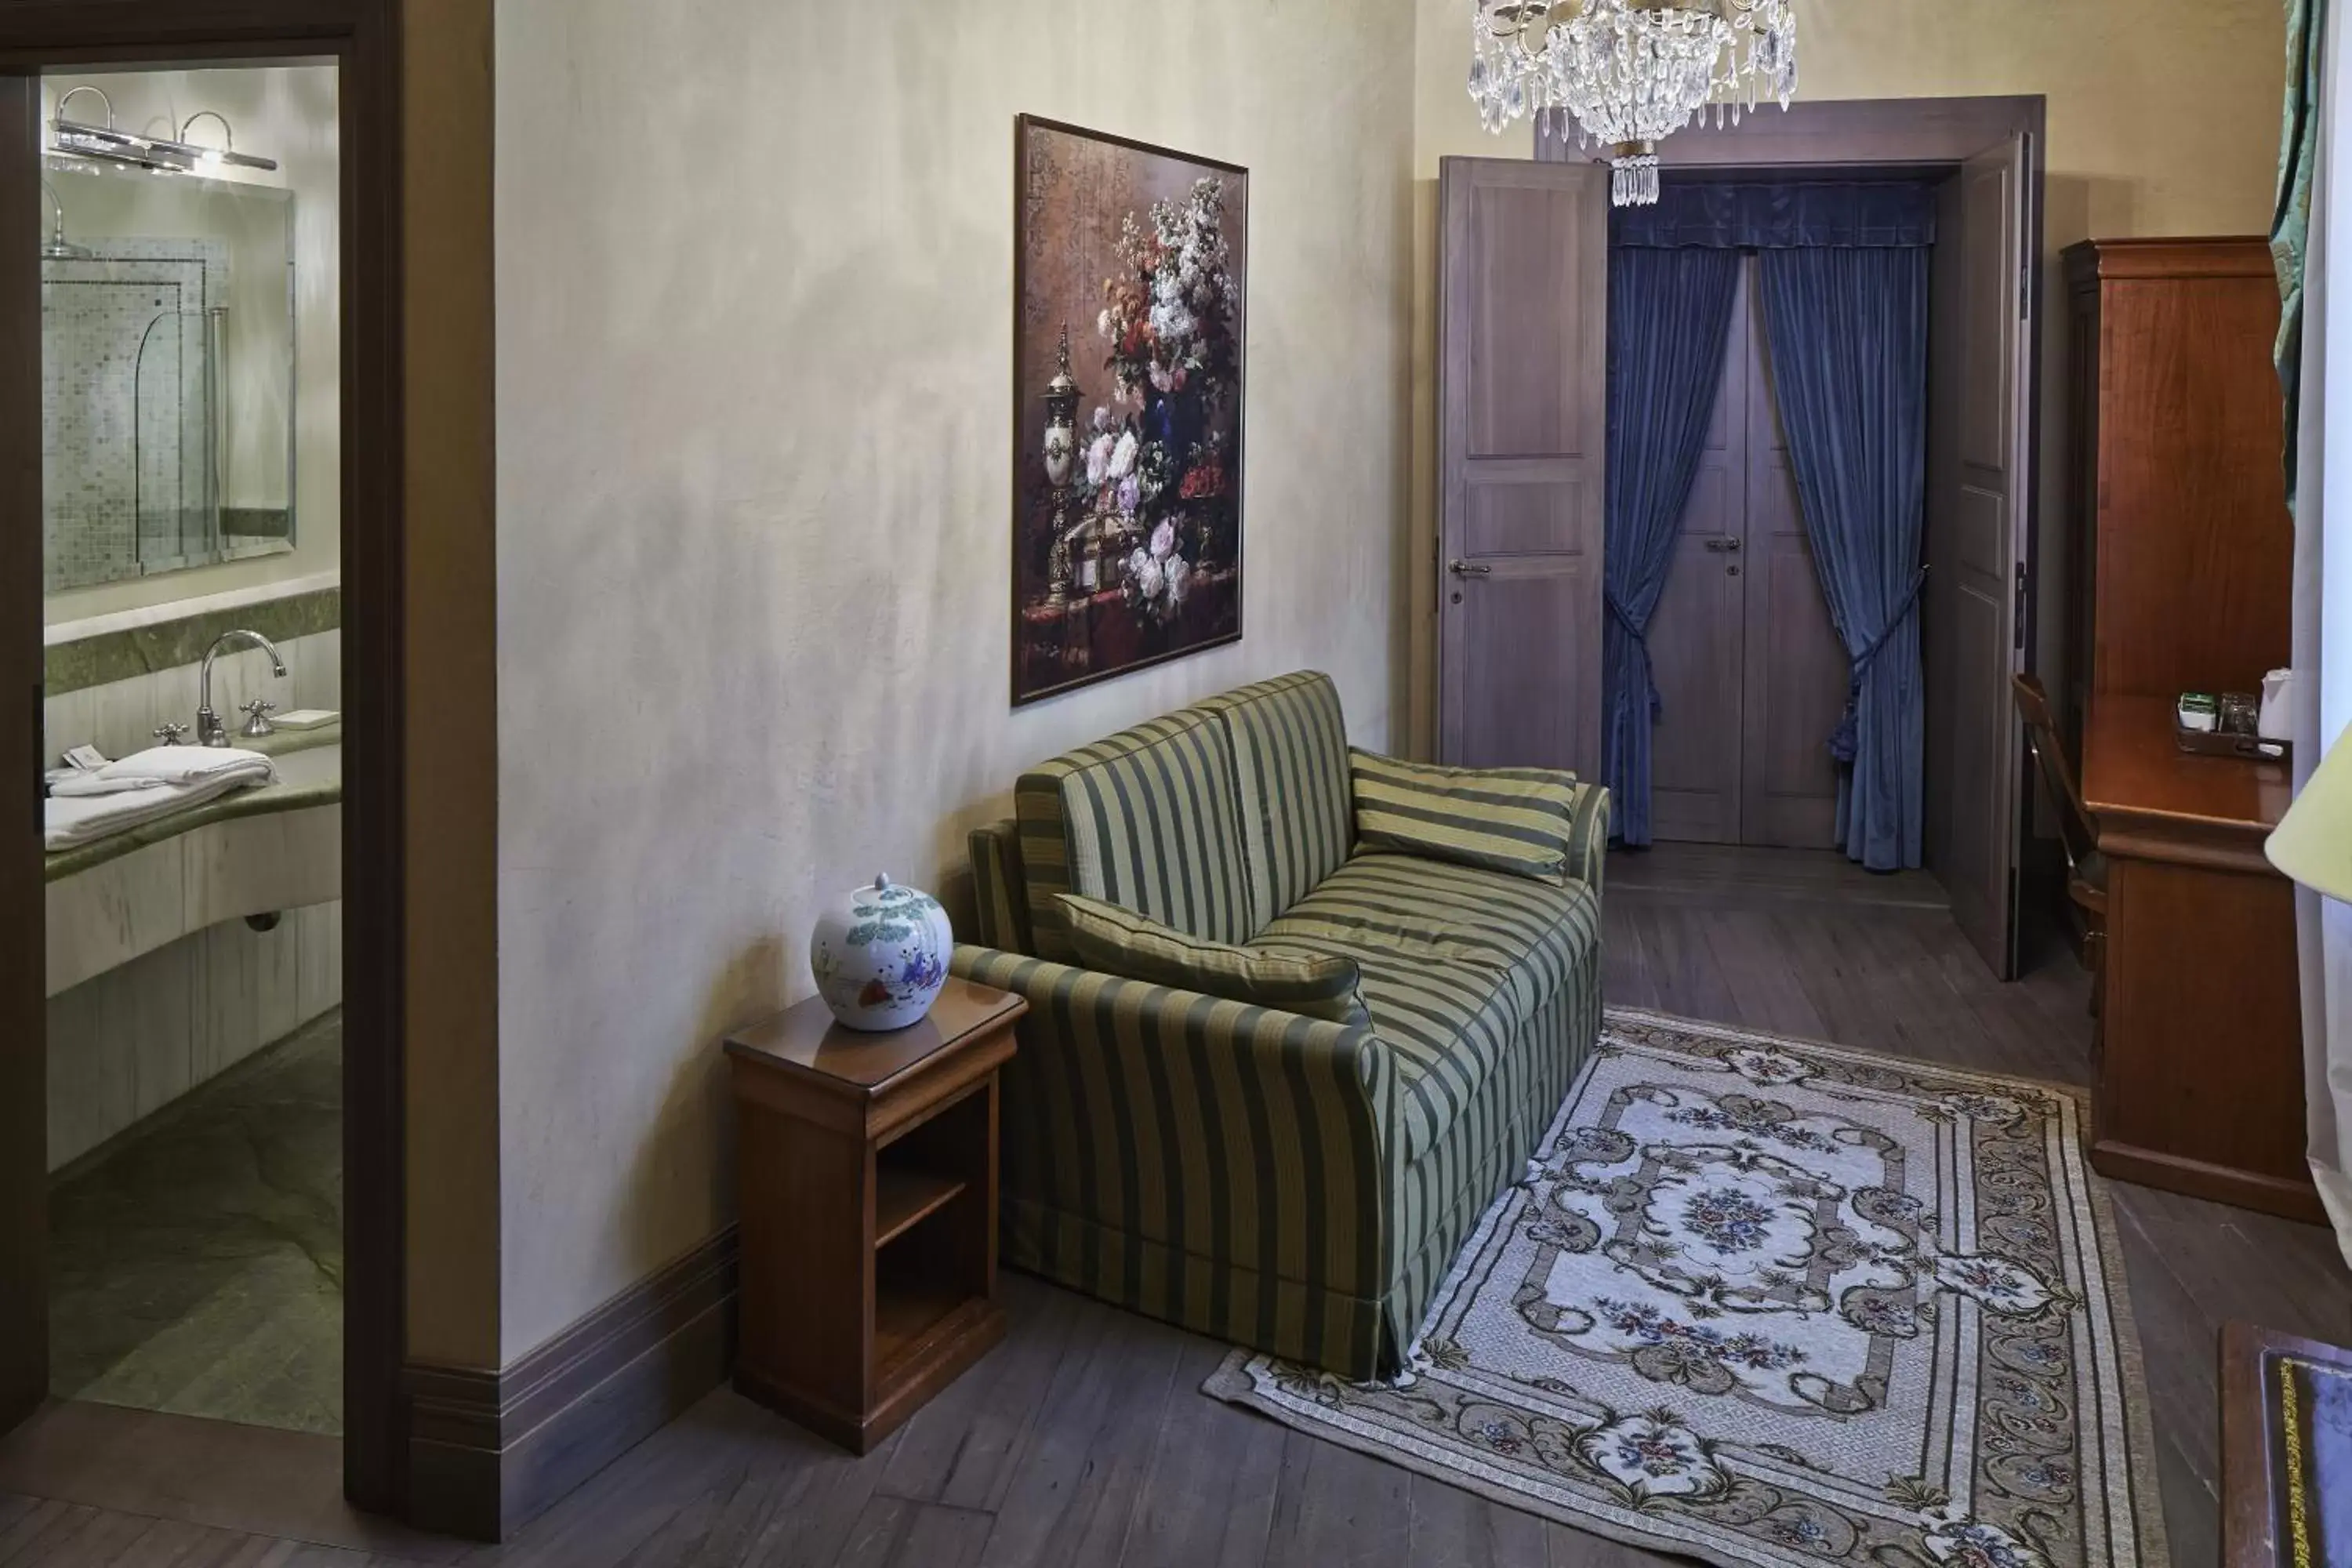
[724,977,1025,1453]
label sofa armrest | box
[1560,778,1610,892]
[950,943,1401,1301]
[965,818,1035,953]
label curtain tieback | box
[1828,568,1928,764]
[1605,590,1664,718]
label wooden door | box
[1740,274,1846,847]
[1647,264,1751,842]
[1437,158,1608,774]
[1650,257,1844,848]
[0,72,45,1436]
[1926,135,2034,978]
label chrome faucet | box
[196,630,287,746]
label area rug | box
[1207,1007,2169,1568]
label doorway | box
[0,0,407,1518]
[1435,96,2042,977]
[1646,254,1846,848]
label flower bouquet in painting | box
[1089,178,1240,623]
[1013,118,1247,705]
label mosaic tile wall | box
[43,239,227,593]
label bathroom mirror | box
[41,155,296,591]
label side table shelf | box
[724,978,1025,1454]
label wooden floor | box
[3,844,2347,1567]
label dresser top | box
[2062,235,2274,285]
[2083,695,2291,839]
[724,978,1024,1099]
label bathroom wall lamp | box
[38,180,93,261]
[48,85,278,175]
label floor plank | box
[1258,1429,1411,1565]
[1115,1341,1283,1568]
[971,1305,1183,1567]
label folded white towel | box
[50,746,274,798]
[42,772,256,850]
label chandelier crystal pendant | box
[1468,0,1798,205]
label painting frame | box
[1010,114,1249,708]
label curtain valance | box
[1613,180,1936,249]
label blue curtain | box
[1757,245,1930,870]
[1602,245,1741,847]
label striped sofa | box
[953,671,1608,1380]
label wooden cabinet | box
[2062,238,2317,1223]
[724,979,1025,1453]
[2063,238,2290,731]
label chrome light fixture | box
[1468,0,1797,205]
[47,85,277,175]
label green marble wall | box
[45,586,340,698]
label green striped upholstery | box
[1563,774,1610,893]
[950,923,1597,1378]
[951,945,1400,1376]
[966,820,1034,953]
[967,673,1610,1379]
[1016,706,1258,962]
[1388,970,1596,1355]
[1200,672,1355,931]
[1059,895,1370,1026]
[1257,851,1602,1159]
[1352,750,1600,881]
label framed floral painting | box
[1011,115,1247,706]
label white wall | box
[493,0,1419,1359]
[42,65,341,625]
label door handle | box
[1703,536,1743,553]
[1448,559,1494,576]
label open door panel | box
[1436,157,1608,775]
[1925,132,2035,978]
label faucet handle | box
[238,699,278,739]
[152,720,191,745]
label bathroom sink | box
[45,742,343,876]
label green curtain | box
[2277,0,2328,506]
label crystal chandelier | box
[1468,0,1798,205]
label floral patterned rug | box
[1207,1009,2170,1568]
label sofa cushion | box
[1350,750,1593,882]
[1016,706,1258,961]
[1058,894,1371,1026]
[1200,672,1355,932]
[1254,851,1601,1158]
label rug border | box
[1203,1005,2176,1568]
[1205,1347,1802,1565]
[1601,1004,2095,1105]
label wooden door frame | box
[1537,93,2047,655]
[1537,95,2046,960]
[0,0,407,1514]
[1573,95,2049,673]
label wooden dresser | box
[2062,237,2318,1222]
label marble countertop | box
[45,726,343,883]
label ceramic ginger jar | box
[809,873,952,1031]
